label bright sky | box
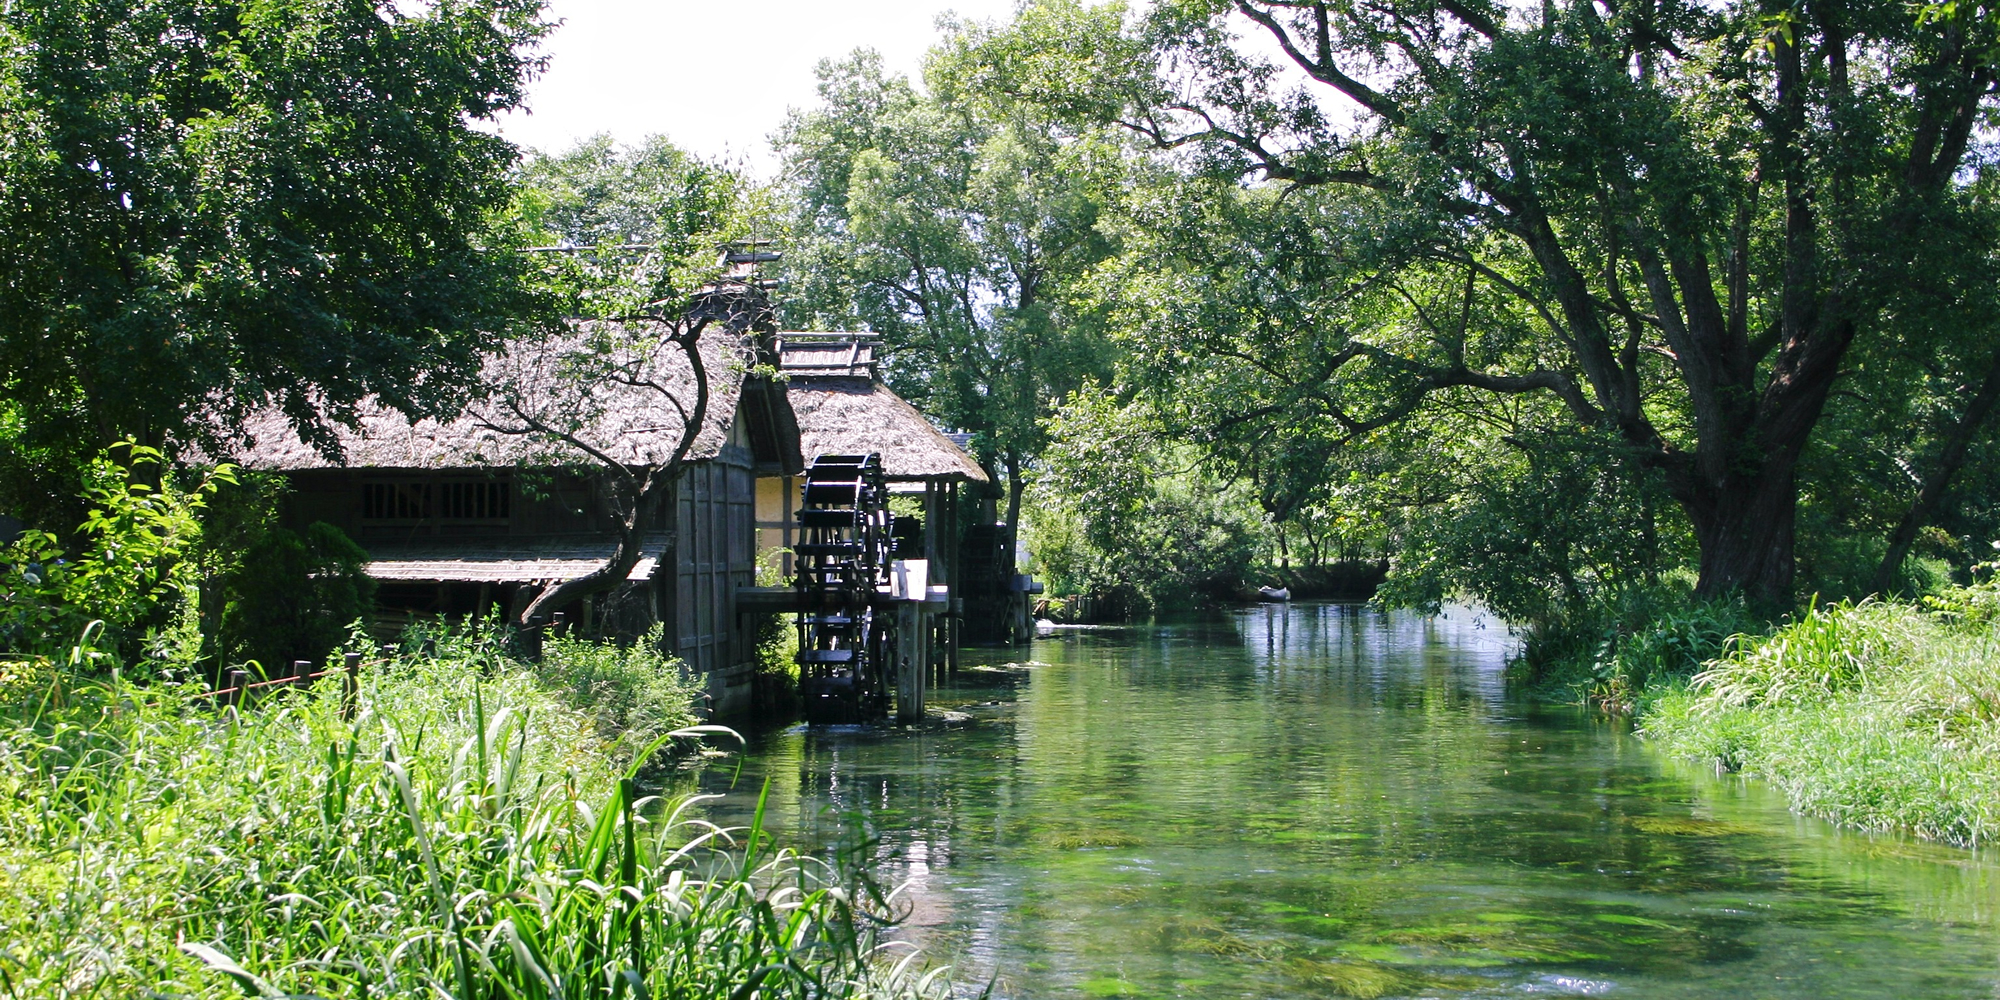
[491,0,1023,174]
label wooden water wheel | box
[794,453,898,723]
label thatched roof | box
[365,535,668,584]
[786,376,988,484]
[223,318,796,472]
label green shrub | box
[1024,389,1271,617]
[0,442,230,667]
[1642,586,2000,845]
[1795,530,1956,602]
[534,624,704,775]
[1379,426,1685,635]
[1499,577,1765,710]
[216,521,375,674]
[751,612,800,714]
[1581,596,1763,711]
[1691,600,1914,709]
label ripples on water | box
[695,603,2000,999]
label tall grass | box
[532,623,706,777]
[1643,595,2000,846]
[0,629,944,999]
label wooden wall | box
[669,442,758,715]
[278,452,763,716]
[278,467,641,542]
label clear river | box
[694,603,2000,999]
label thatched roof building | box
[210,298,803,716]
[774,332,987,485]
[225,318,796,475]
[787,377,988,485]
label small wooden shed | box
[753,332,991,669]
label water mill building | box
[222,268,1011,718]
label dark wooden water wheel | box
[793,453,898,723]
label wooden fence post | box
[224,669,249,709]
[292,660,314,685]
[341,651,362,721]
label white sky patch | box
[491,0,1020,173]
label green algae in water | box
[696,605,2000,1000]
[1036,828,1145,849]
[1595,913,1682,929]
[1078,977,1141,996]
[1282,958,1486,999]
[1630,815,1762,837]
[1265,828,1372,843]
[1145,914,1275,958]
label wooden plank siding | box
[668,434,759,714]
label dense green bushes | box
[0,444,226,667]
[1636,590,2000,846]
[1024,391,1267,615]
[217,521,376,673]
[0,628,940,998]
[1,447,378,681]
[1502,581,1763,711]
[533,623,705,776]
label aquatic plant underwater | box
[0,626,947,999]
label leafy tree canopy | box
[497,133,776,624]
[964,0,2000,603]
[777,45,1122,528]
[0,0,554,517]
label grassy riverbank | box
[0,625,939,999]
[1524,582,2000,847]
[1640,593,2000,847]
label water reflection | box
[697,604,2000,999]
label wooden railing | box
[203,651,365,720]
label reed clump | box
[0,628,943,999]
[1642,590,2000,847]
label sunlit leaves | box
[777,42,1120,485]
[0,0,554,473]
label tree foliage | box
[1026,389,1267,612]
[777,46,1121,529]
[0,0,554,506]
[0,443,231,665]
[493,135,773,626]
[968,0,2000,604]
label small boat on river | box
[1257,586,1291,601]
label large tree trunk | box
[1671,321,1847,604]
[1685,469,1799,602]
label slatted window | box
[362,481,430,520]
[437,480,510,520]
[363,480,510,521]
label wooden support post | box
[896,601,925,722]
[342,651,362,721]
[947,480,960,674]
[224,669,249,709]
[292,660,314,684]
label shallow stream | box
[694,603,2000,998]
